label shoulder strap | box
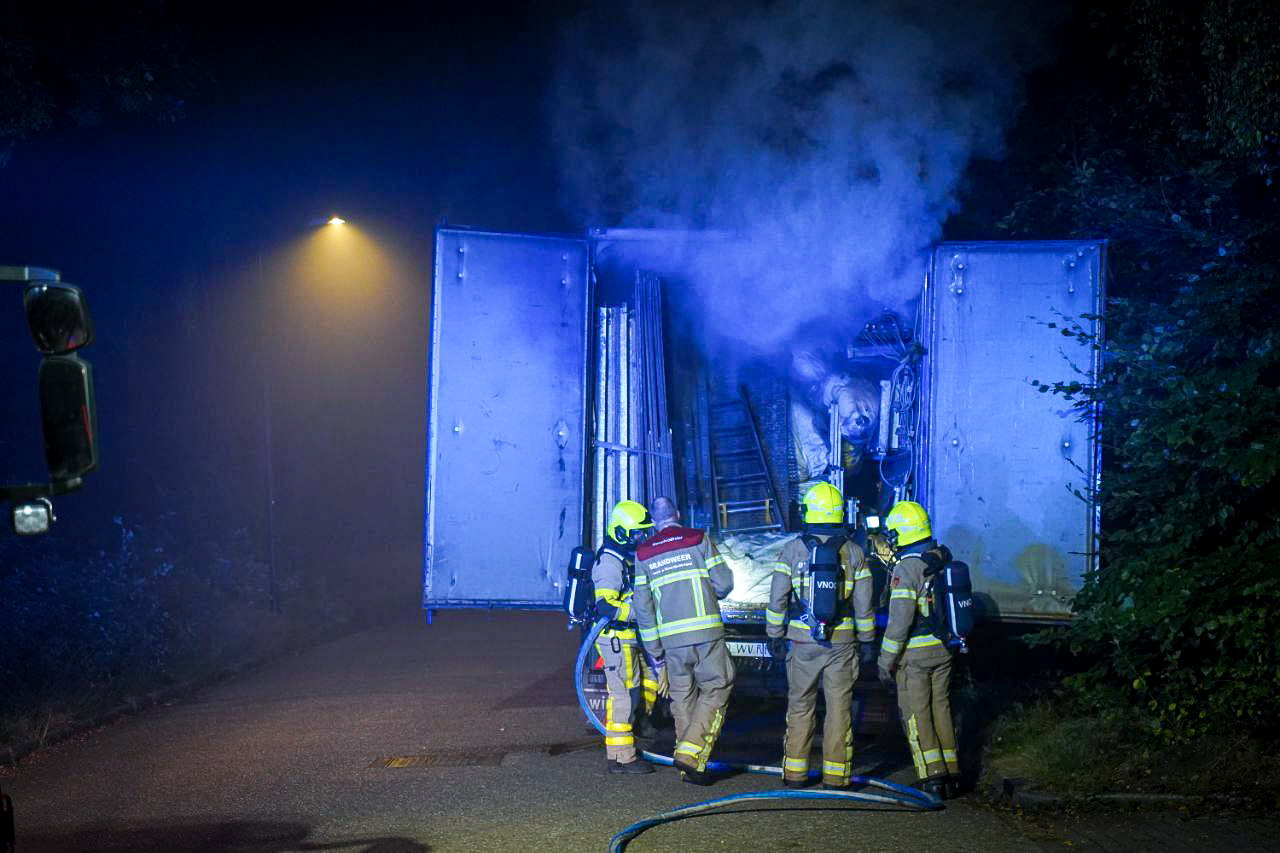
[801,533,847,560]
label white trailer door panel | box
[924,241,1104,620]
[425,229,590,607]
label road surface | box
[2,612,1273,852]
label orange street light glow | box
[327,216,347,226]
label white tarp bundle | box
[714,529,800,607]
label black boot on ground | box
[608,759,655,775]
[680,768,714,786]
[944,775,964,799]
[782,777,808,789]
[917,777,947,801]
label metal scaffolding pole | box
[607,307,621,524]
[622,305,636,501]
[593,305,608,547]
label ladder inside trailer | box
[709,395,783,534]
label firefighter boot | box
[608,759,655,775]
[680,768,714,786]
[917,777,947,801]
[945,774,964,799]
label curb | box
[3,659,255,768]
[985,772,1065,808]
[1,616,377,769]
[984,770,1238,810]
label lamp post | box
[259,250,281,615]
[260,213,347,615]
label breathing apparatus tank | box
[938,559,974,653]
[799,533,846,641]
[919,545,975,653]
[794,482,849,640]
[563,545,596,626]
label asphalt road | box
[2,612,1272,852]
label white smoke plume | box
[550,0,1063,357]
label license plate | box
[726,641,771,658]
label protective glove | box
[651,658,670,698]
[595,599,618,621]
[878,664,897,692]
[767,637,789,661]
[643,651,670,698]
[859,642,878,668]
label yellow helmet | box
[801,482,844,525]
[885,501,931,547]
[608,500,654,545]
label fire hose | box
[573,617,942,851]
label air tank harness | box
[574,617,941,852]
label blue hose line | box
[608,788,941,853]
[574,617,943,816]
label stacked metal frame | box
[591,271,676,543]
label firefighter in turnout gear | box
[594,500,658,774]
[877,500,960,800]
[767,482,876,789]
[632,496,735,785]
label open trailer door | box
[923,241,1105,621]
[425,228,590,609]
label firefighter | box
[766,481,876,789]
[632,496,735,785]
[877,500,960,800]
[594,499,659,774]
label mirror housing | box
[39,355,98,482]
[24,282,95,355]
[1,265,99,535]
[11,498,55,535]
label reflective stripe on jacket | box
[632,525,733,656]
[593,545,636,640]
[766,533,875,644]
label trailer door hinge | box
[1062,248,1088,295]
[949,254,967,296]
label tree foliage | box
[979,0,1280,740]
[0,514,282,730]
[0,0,194,162]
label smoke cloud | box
[550,0,1063,357]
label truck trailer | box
[423,226,1104,710]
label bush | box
[974,0,1280,745]
[986,693,1280,800]
[1034,263,1280,741]
[0,517,175,715]
[0,513,281,738]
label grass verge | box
[984,697,1280,807]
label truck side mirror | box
[24,282,94,355]
[39,355,98,483]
